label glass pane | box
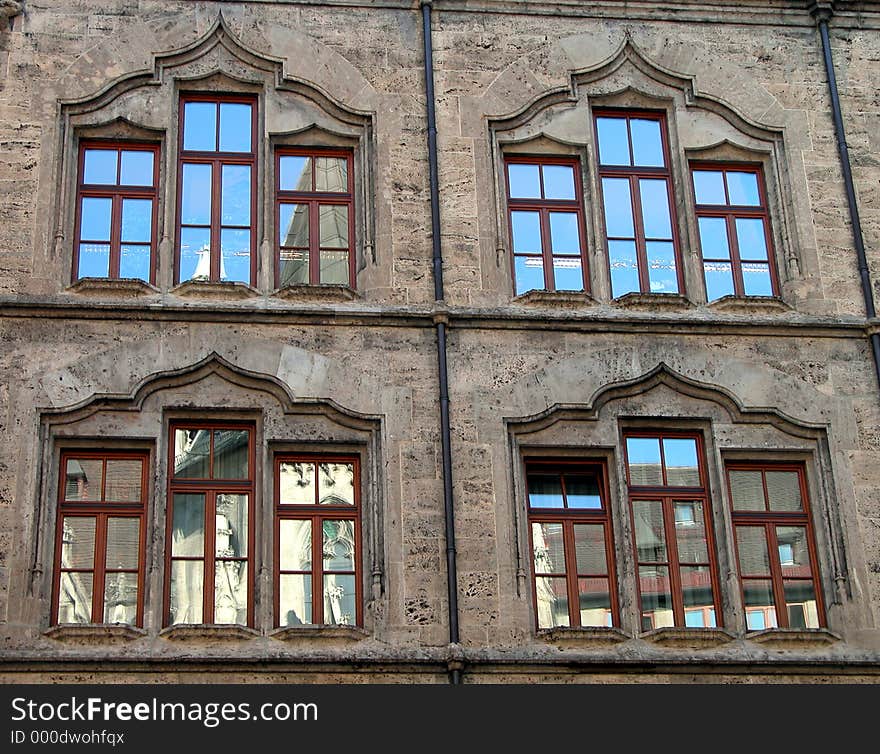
[552,256,583,291]
[174,428,210,478]
[511,211,542,253]
[630,118,664,167]
[626,437,662,486]
[783,580,819,629]
[318,462,355,505]
[681,565,716,625]
[64,458,103,501]
[121,198,152,243]
[698,217,730,259]
[119,244,151,281]
[319,205,349,249]
[323,520,356,571]
[743,579,777,629]
[692,171,726,205]
[574,523,607,573]
[578,577,612,627]
[549,212,580,254]
[527,473,563,509]
[120,150,154,186]
[280,203,310,248]
[543,164,576,200]
[633,500,667,562]
[183,101,217,152]
[608,240,639,297]
[103,571,138,624]
[279,519,312,571]
[60,517,96,569]
[171,493,205,557]
[220,228,250,283]
[726,171,760,206]
[662,438,700,486]
[766,471,802,512]
[736,526,771,576]
[535,576,570,628]
[221,164,251,226]
[320,249,349,284]
[639,179,672,238]
[279,573,312,626]
[675,502,709,563]
[179,227,211,282]
[80,197,112,241]
[104,459,142,502]
[218,102,252,153]
[514,256,545,294]
[601,178,635,238]
[742,263,773,296]
[596,117,630,166]
[83,149,117,184]
[532,522,566,574]
[214,560,247,624]
[777,526,811,576]
[704,261,734,301]
[507,163,540,198]
[646,241,678,293]
[565,474,601,509]
[181,163,212,225]
[105,518,140,568]
[169,560,203,624]
[729,470,765,511]
[279,461,316,505]
[280,155,312,191]
[213,430,249,479]
[323,573,356,625]
[639,565,674,629]
[280,249,310,286]
[215,493,248,558]
[315,157,348,192]
[735,217,768,260]
[58,572,93,623]
[685,607,716,628]
[77,243,110,278]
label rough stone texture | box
[0,0,879,683]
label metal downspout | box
[420,0,462,685]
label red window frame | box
[274,455,362,627]
[504,156,589,294]
[275,148,356,288]
[726,462,826,629]
[525,460,619,631]
[175,94,258,285]
[690,162,779,299]
[594,110,683,296]
[624,432,723,630]
[51,450,149,626]
[164,422,256,627]
[73,141,160,284]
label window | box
[505,157,588,295]
[595,112,681,297]
[166,423,254,626]
[52,451,148,626]
[526,461,618,630]
[73,142,159,283]
[691,164,777,300]
[275,457,361,627]
[727,463,825,629]
[276,150,355,288]
[176,95,256,285]
[624,433,721,630]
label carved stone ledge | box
[613,292,693,311]
[271,283,360,302]
[512,290,599,309]
[66,277,160,298]
[707,295,791,314]
[44,624,147,644]
[269,625,368,643]
[537,626,629,647]
[746,628,841,649]
[640,627,735,649]
[171,280,260,300]
[158,624,260,641]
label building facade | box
[1,0,880,682]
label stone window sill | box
[512,290,598,309]
[171,280,260,300]
[640,627,735,648]
[158,624,260,641]
[44,624,147,643]
[269,625,368,643]
[612,292,693,311]
[707,295,791,314]
[746,627,840,649]
[271,283,360,302]
[66,277,159,298]
[537,626,629,647]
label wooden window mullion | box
[540,208,554,291]
[562,521,580,627]
[313,513,323,625]
[630,175,649,293]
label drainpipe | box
[420,0,462,685]
[809,2,880,390]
